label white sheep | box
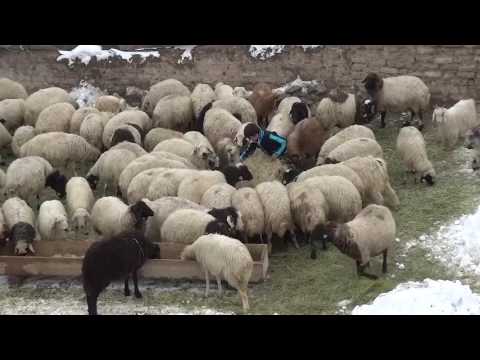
[142,79,191,116]
[144,168,199,201]
[177,170,227,204]
[152,95,194,132]
[342,156,400,210]
[37,200,69,241]
[90,196,154,238]
[2,197,36,255]
[35,102,75,134]
[149,150,197,169]
[0,78,28,101]
[216,137,241,169]
[102,110,151,148]
[255,181,297,250]
[201,183,236,209]
[153,138,218,170]
[20,132,101,175]
[95,95,127,114]
[11,125,35,157]
[183,131,215,152]
[66,177,95,236]
[191,83,217,120]
[432,99,479,149]
[317,124,376,165]
[0,122,12,149]
[0,98,26,131]
[212,96,257,124]
[325,204,396,279]
[243,150,288,186]
[24,87,75,126]
[315,91,366,130]
[231,187,265,243]
[69,107,101,134]
[267,112,295,137]
[324,137,383,164]
[110,141,147,157]
[362,73,431,128]
[203,108,242,149]
[180,233,253,312]
[396,126,436,185]
[144,128,183,151]
[79,113,105,150]
[214,82,234,100]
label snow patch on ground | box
[352,279,480,315]
[69,80,105,108]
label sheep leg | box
[124,276,131,296]
[382,250,388,274]
[103,183,108,197]
[86,294,98,316]
[290,231,300,249]
[356,261,378,280]
[132,270,142,299]
[239,288,249,313]
[309,234,317,260]
[380,112,387,128]
[216,276,223,297]
[204,269,210,297]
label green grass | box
[3,113,480,315]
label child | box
[239,123,288,162]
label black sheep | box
[82,230,160,315]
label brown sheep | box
[248,83,278,127]
[287,117,328,166]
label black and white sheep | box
[2,197,37,255]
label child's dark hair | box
[244,123,260,139]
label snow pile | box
[249,45,286,60]
[69,80,105,108]
[352,279,480,315]
[299,45,323,51]
[418,205,480,276]
[171,45,196,64]
[273,76,320,95]
[57,45,160,66]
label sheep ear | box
[28,243,35,254]
[226,215,235,229]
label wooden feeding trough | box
[0,241,269,283]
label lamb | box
[2,197,36,255]
[79,113,105,150]
[180,234,253,312]
[152,95,194,131]
[144,128,183,151]
[102,110,151,148]
[255,181,297,251]
[90,196,154,238]
[95,95,127,114]
[37,200,69,241]
[287,116,328,160]
[82,230,160,315]
[203,108,242,149]
[3,156,67,209]
[66,177,95,236]
[323,204,396,279]
[35,102,75,134]
[432,99,479,149]
[342,156,400,209]
[86,148,138,196]
[217,137,241,169]
[153,138,218,170]
[248,83,277,126]
[161,208,234,245]
[215,82,234,100]
[141,78,191,116]
[0,122,12,149]
[324,138,383,164]
[0,98,26,131]
[177,170,227,204]
[396,126,435,185]
[317,124,376,165]
[200,183,236,209]
[362,73,431,129]
[212,96,257,124]
[110,124,142,147]
[0,78,28,101]
[20,132,101,174]
[69,107,101,134]
[191,83,217,129]
[11,125,35,157]
[24,87,75,126]
[231,187,265,244]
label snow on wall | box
[352,279,480,315]
[249,45,323,60]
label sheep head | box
[45,170,67,199]
[362,73,384,97]
[193,145,219,170]
[130,200,154,227]
[289,102,309,125]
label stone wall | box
[0,45,479,108]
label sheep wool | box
[0,78,28,101]
[0,98,26,131]
[277,97,303,114]
[142,79,191,116]
[231,187,265,242]
[317,125,375,165]
[35,102,75,134]
[24,87,75,126]
[11,125,35,157]
[160,209,217,244]
[325,137,383,164]
[396,126,436,182]
[79,113,105,150]
[177,170,226,204]
[0,122,12,149]
[69,107,101,134]
[180,233,253,312]
[267,112,295,138]
[2,197,36,255]
[144,128,183,151]
[37,200,69,241]
[66,177,95,236]
[145,168,199,201]
[102,110,151,148]
[95,95,127,114]
[152,95,194,132]
[201,183,236,209]
[212,97,257,124]
[315,92,357,130]
[233,87,252,99]
[243,150,286,186]
[191,83,217,119]
[287,117,328,159]
[217,137,240,169]
[204,108,242,149]
[110,141,147,157]
[183,131,215,152]
[214,82,234,100]
[248,83,277,126]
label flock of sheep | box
[0,71,478,315]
